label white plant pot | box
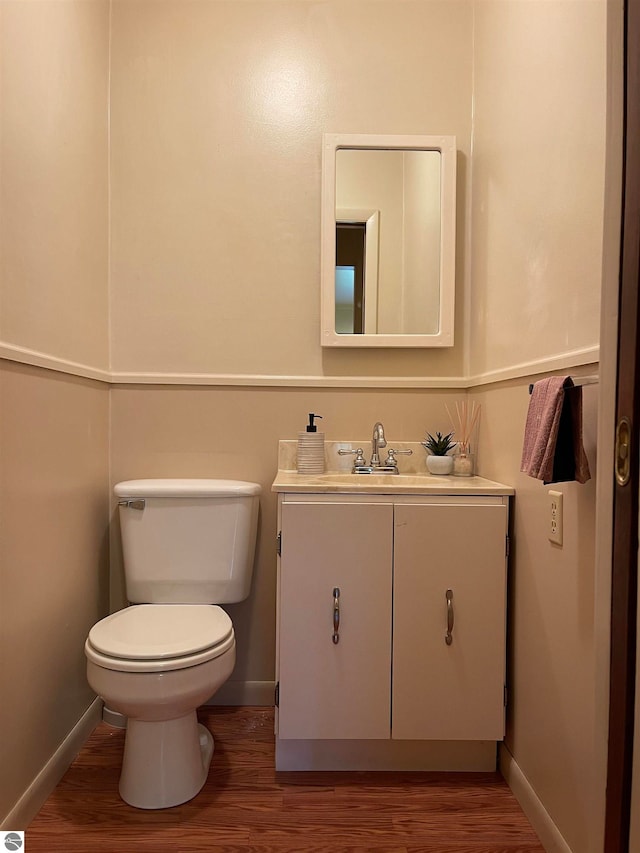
[426,455,454,475]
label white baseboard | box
[1,698,102,830]
[499,743,573,853]
[205,680,275,706]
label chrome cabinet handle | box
[333,587,340,644]
[445,588,454,645]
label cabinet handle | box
[333,587,340,644]
[445,588,454,646]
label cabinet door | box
[392,502,507,741]
[278,500,393,740]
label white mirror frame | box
[321,133,457,348]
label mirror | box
[321,133,456,348]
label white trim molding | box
[1,339,599,391]
[0,342,111,384]
[467,345,600,389]
[1,698,102,830]
[499,744,573,853]
[109,371,469,389]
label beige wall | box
[467,3,607,851]
[108,0,472,379]
[110,385,465,691]
[0,0,110,825]
[0,362,110,823]
[469,0,605,381]
[471,377,599,853]
[0,0,110,371]
[403,151,442,335]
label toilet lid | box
[88,604,233,661]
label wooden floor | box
[27,707,545,852]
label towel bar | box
[528,375,599,395]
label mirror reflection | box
[335,148,442,336]
[321,134,456,348]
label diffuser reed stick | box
[446,400,481,454]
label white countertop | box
[271,469,514,495]
[272,440,514,496]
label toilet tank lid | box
[114,479,261,498]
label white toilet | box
[85,478,261,810]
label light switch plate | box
[548,490,563,545]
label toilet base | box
[119,714,214,809]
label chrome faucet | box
[338,422,412,474]
[371,422,387,467]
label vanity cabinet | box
[276,493,509,759]
[277,500,393,740]
[392,500,507,741]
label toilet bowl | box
[86,604,236,809]
[85,478,260,809]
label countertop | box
[272,441,513,496]
[271,469,514,495]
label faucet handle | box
[384,448,413,468]
[338,447,367,466]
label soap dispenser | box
[296,413,325,474]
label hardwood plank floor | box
[26,707,545,852]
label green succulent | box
[422,431,456,456]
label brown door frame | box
[604,1,640,850]
[336,222,367,334]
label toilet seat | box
[85,604,234,673]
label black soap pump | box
[296,413,325,474]
[306,413,322,433]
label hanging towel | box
[520,377,591,484]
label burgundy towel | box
[521,377,591,484]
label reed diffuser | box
[446,400,481,476]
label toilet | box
[85,478,261,810]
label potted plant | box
[422,431,456,475]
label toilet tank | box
[114,479,261,605]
